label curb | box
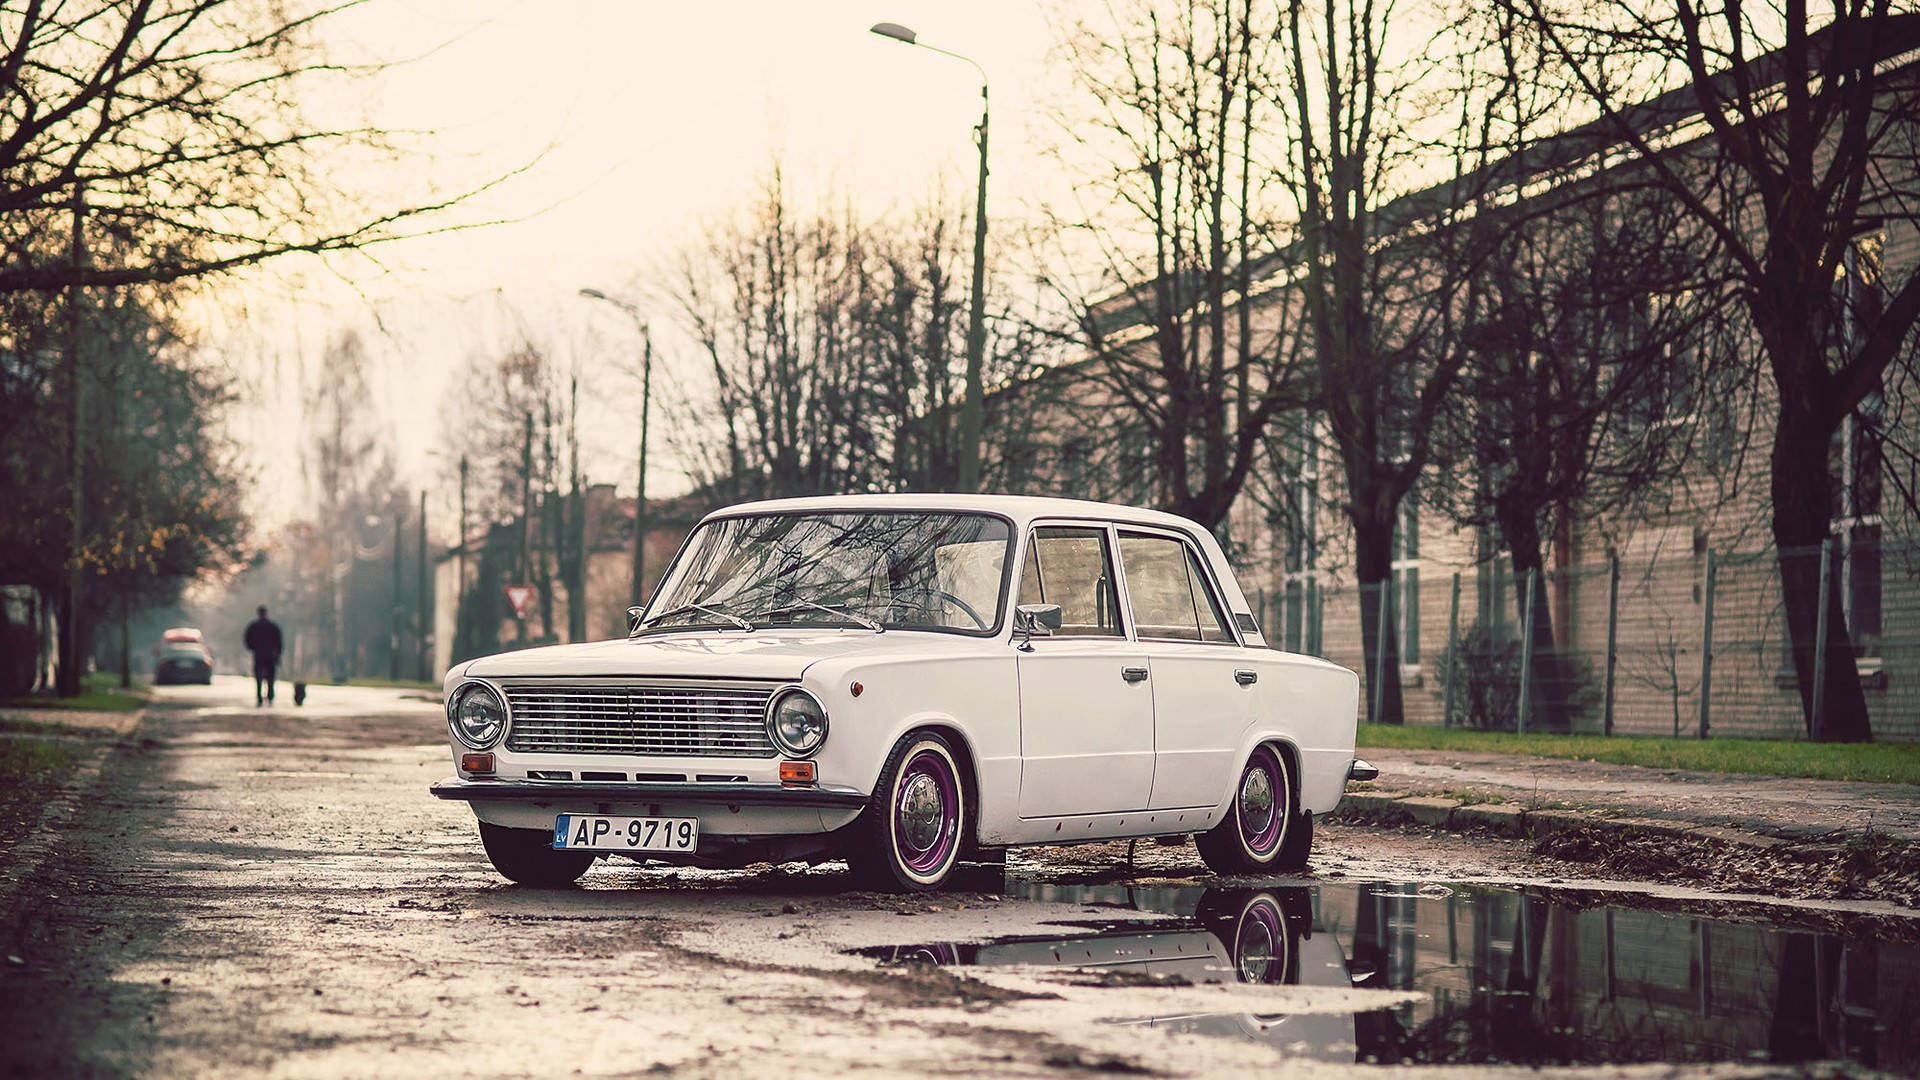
[1329,789,1807,855]
[0,710,144,917]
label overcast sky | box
[215,1,1074,533]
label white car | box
[432,494,1369,891]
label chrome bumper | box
[1347,758,1379,783]
[429,777,868,809]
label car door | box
[1113,529,1249,811]
[1015,524,1156,817]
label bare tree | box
[1419,3,1740,729]
[0,0,494,295]
[1037,0,1307,532]
[1280,0,1486,723]
[1516,4,1920,739]
[440,339,587,650]
[664,168,1041,502]
[304,330,396,679]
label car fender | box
[801,650,1017,838]
[1209,729,1306,820]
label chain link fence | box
[1247,537,1920,740]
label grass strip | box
[0,672,150,713]
[0,738,81,784]
[1357,724,1920,785]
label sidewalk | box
[1343,746,1920,846]
[0,707,147,916]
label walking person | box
[244,606,283,706]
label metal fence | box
[1247,537,1920,741]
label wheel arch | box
[885,716,984,849]
[1217,730,1305,818]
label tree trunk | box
[55,587,82,696]
[1353,505,1405,725]
[1497,507,1575,733]
[119,596,130,689]
[1771,408,1871,741]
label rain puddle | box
[852,880,1919,1068]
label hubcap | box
[1235,899,1286,983]
[1240,767,1274,822]
[900,773,944,851]
[1237,923,1276,982]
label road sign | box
[504,584,538,619]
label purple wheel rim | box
[1238,749,1285,856]
[1234,897,1286,983]
[895,747,959,876]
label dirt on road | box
[1,679,1913,1078]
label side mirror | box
[626,605,646,635]
[1013,604,1063,649]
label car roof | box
[161,627,203,642]
[704,493,1210,535]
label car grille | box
[502,682,779,758]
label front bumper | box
[429,777,869,809]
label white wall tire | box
[846,731,968,892]
[1198,744,1309,874]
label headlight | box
[449,682,508,750]
[766,687,828,758]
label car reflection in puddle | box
[852,880,1920,1070]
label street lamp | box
[578,288,653,610]
[870,20,990,493]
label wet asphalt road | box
[1,679,1912,1077]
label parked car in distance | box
[154,636,214,684]
[432,494,1370,891]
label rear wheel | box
[478,822,595,886]
[1197,744,1311,875]
[845,731,969,891]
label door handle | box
[1122,665,1149,683]
[1235,669,1258,686]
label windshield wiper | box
[753,598,884,633]
[640,602,754,632]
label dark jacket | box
[244,617,283,660]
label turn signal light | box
[779,760,816,785]
[461,752,495,775]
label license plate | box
[553,814,698,852]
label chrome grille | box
[503,682,779,758]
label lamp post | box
[579,288,653,609]
[870,21,989,493]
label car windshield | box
[643,511,1012,636]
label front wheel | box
[845,731,969,891]
[1197,744,1312,875]
[478,822,596,887]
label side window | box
[1018,527,1123,637]
[1118,533,1234,643]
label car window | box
[1018,526,1122,637]
[647,512,1012,635]
[1117,532,1234,643]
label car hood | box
[460,629,988,682]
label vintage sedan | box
[432,494,1367,891]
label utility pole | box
[417,489,428,681]
[867,23,989,492]
[518,412,532,645]
[577,289,654,609]
[59,188,86,696]
[390,502,402,681]
[457,456,469,598]
[634,327,652,607]
[957,81,989,493]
